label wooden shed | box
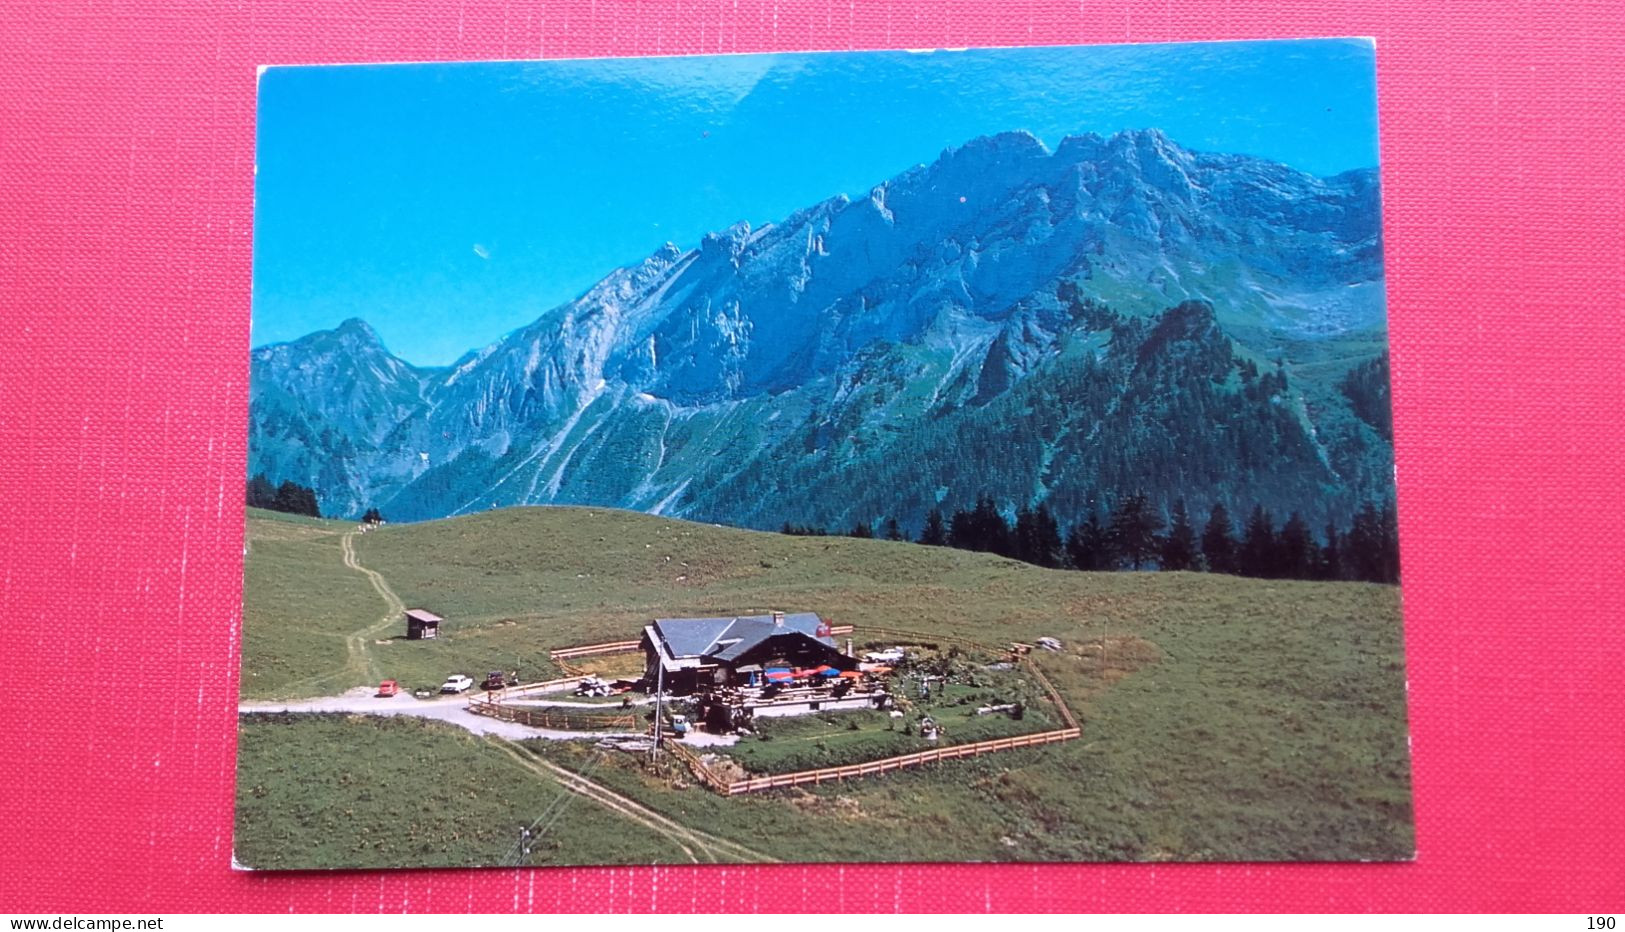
[404,608,443,640]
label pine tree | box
[1159,499,1198,571]
[1032,503,1063,568]
[978,495,1015,557]
[1201,502,1237,574]
[1277,511,1315,579]
[362,507,383,525]
[247,473,276,510]
[1317,520,1343,580]
[1108,491,1163,570]
[1014,505,1038,563]
[848,520,874,539]
[269,480,320,518]
[1381,500,1401,584]
[950,495,1013,556]
[1065,509,1112,570]
[1340,352,1394,441]
[883,517,904,541]
[947,505,976,551]
[1239,504,1277,578]
[1347,501,1388,582]
[1014,504,1064,568]
[918,508,948,546]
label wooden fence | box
[531,623,1081,793]
[663,741,738,793]
[662,630,1083,796]
[1019,654,1079,731]
[549,639,642,676]
[667,725,1081,795]
[549,639,642,660]
[854,625,994,653]
[467,695,639,732]
[850,627,1078,730]
[487,675,589,698]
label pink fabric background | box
[2,0,1622,913]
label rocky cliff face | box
[250,129,1391,529]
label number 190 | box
[1589,918,1616,930]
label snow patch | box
[649,479,691,516]
[869,184,895,224]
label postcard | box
[238,38,1411,869]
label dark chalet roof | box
[647,613,834,666]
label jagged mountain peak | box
[254,315,408,370]
[250,129,1390,527]
[700,220,755,261]
[334,316,379,339]
[1049,127,1181,165]
[939,127,1192,176]
[950,128,1049,158]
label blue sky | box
[253,39,1380,365]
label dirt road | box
[239,689,768,863]
[340,530,405,684]
[269,530,405,696]
[239,687,635,741]
[491,738,774,864]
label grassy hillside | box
[235,714,694,869]
[241,510,384,697]
[237,504,1413,864]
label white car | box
[863,647,906,664]
[440,674,474,694]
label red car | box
[376,680,399,697]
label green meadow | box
[236,505,1413,866]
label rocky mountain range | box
[249,128,1394,532]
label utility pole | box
[514,825,533,867]
[651,661,664,760]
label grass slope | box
[242,510,383,698]
[235,714,693,869]
[238,504,1413,864]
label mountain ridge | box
[249,128,1392,530]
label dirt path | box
[488,740,702,864]
[239,688,642,741]
[238,691,766,863]
[340,530,405,684]
[493,738,774,864]
[247,528,771,865]
[272,531,403,696]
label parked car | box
[482,670,515,691]
[862,647,907,664]
[574,675,613,697]
[376,679,400,698]
[440,674,474,694]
